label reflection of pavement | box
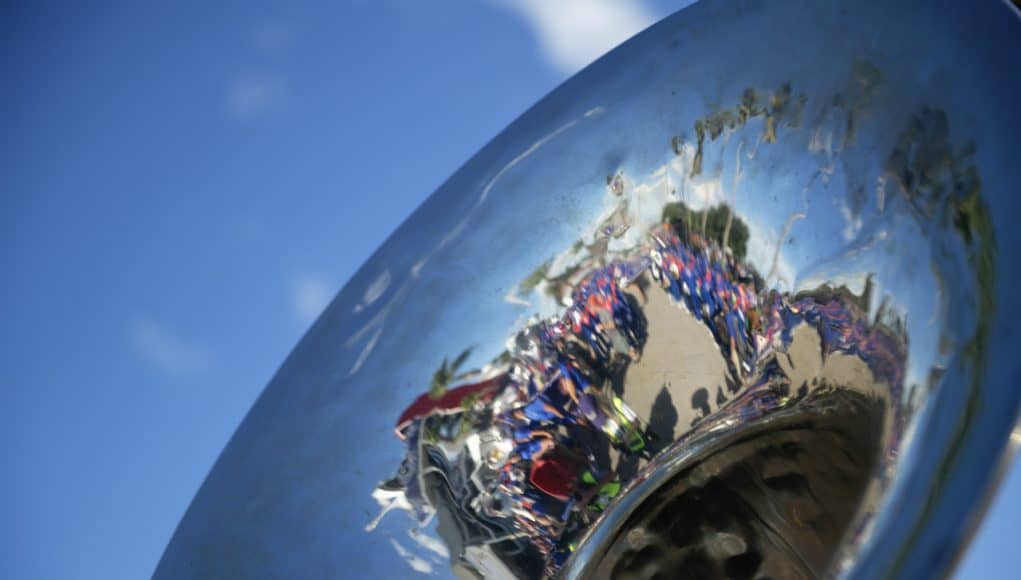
[779,324,895,458]
[612,282,891,475]
[587,288,898,577]
[779,324,889,401]
[614,277,728,468]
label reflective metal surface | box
[155,0,1021,578]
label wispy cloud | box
[252,20,294,54]
[226,21,294,118]
[388,537,433,574]
[407,529,449,560]
[292,274,333,325]
[498,0,656,75]
[227,75,284,118]
[129,316,209,375]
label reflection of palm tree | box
[428,347,473,399]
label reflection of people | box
[511,427,555,462]
[517,399,563,423]
[529,446,587,502]
[375,215,909,578]
[556,372,581,408]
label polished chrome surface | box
[156,0,1021,578]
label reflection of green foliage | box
[461,391,482,411]
[883,106,995,348]
[838,60,883,147]
[662,202,687,231]
[661,201,749,260]
[848,60,883,108]
[543,259,589,301]
[494,349,512,365]
[682,64,875,176]
[953,178,995,347]
[422,422,439,444]
[685,83,805,176]
[421,413,472,444]
[885,106,997,577]
[520,261,551,294]
[793,275,875,318]
[457,415,472,438]
[428,347,473,399]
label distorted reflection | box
[151,3,1018,578]
[371,202,908,577]
[359,68,1001,573]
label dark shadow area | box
[574,418,612,480]
[715,386,728,407]
[647,385,679,455]
[616,453,642,482]
[690,387,710,426]
[589,389,886,580]
[609,366,627,398]
[725,374,741,395]
[622,292,649,355]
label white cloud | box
[499,0,656,74]
[129,316,209,375]
[388,537,433,574]
[227,76,283,118]
[293,274,333,325]
[408,529,449,560]
[226,21,293,118]
[253,20,294,54]
[503,288,531,307]
[840,202,863,242]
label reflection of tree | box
[428,347,473,399]
[881,109,997,566]
[884,105,996,369]
[686,83,807,176]
[662,201,750,260]
[873,106,992,575]
[794,275,874,315]
[544,263,586,301]
[519,261,550,294]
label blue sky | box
[3,1,1017,578]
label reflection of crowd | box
[492,266,655,571]
[647,224,761,378]
[374,222,907,577]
